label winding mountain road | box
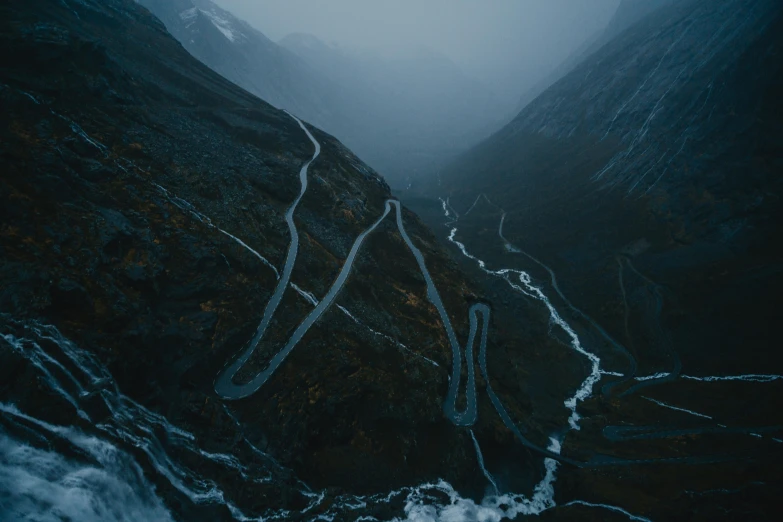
[215,113,320,399]
[214,112,783,476]
[211,114,588,465]
[213,114,486,431]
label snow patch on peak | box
[199,8,243,42]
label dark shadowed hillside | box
[407,0,783,518]
[0,0,563,519]
[514,0,678,116]
[429,0,783,374]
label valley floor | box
[403,193,783,521]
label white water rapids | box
[439,198,603,431]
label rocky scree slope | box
[0,0,528,512]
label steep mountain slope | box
[405,0,783,517]
[0,0,571,519]
[514,0,677,115]
[433,0,783,372]
[281,34,508,186]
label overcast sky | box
[214,0,620,99]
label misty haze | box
[1,1,781,521]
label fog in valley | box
[210,0,621,186]
[217,0,619,104]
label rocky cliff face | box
[0,0,540,519]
